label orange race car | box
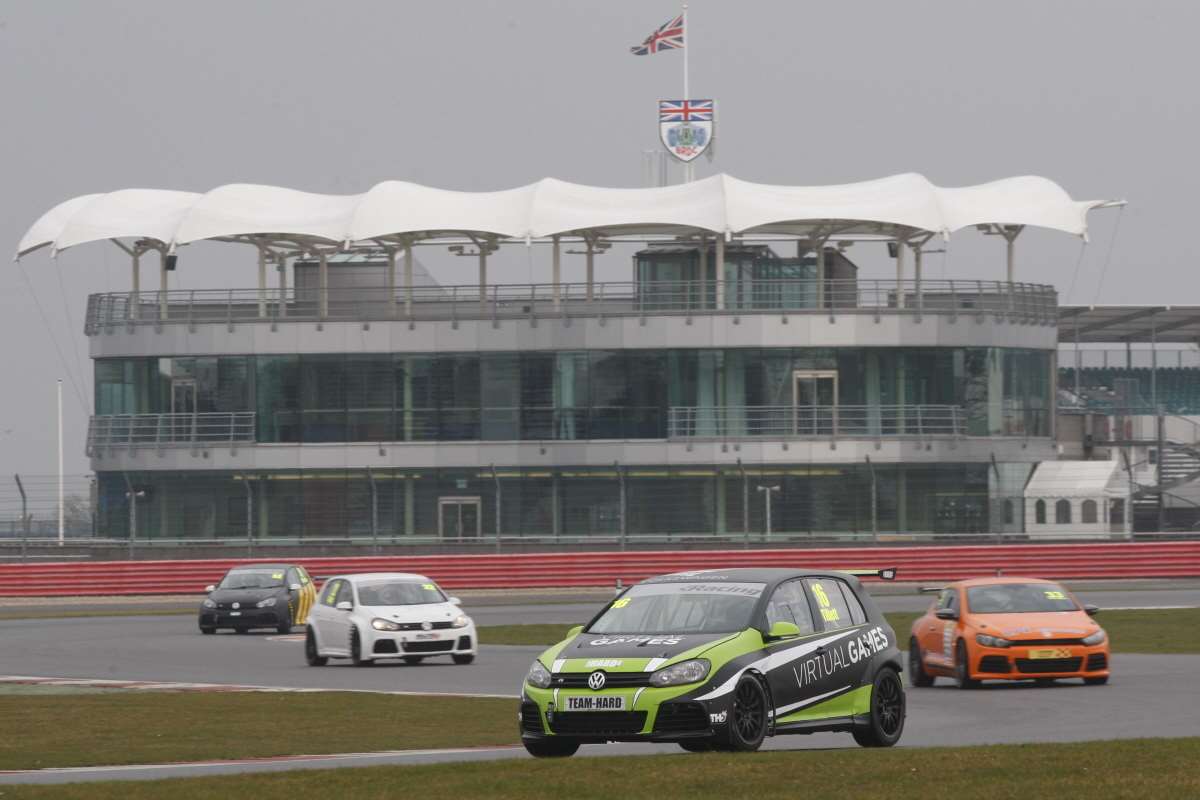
[908,577,1110,688]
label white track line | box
[0,746,523,777]
[0,675,516,699]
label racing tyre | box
[523,737,580,758]
[1084,675,1109,686]
[350,627,371,667]
[452,654,475,665]
[908,638,934,687]
[955,641,979,689]
[403,656,424,665]
[199,626,216,635]
[722,674,768,752]
[305,627,328,667]
[852,666,906,748]
[678,740,713,753]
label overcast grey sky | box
[0,0,1196,480]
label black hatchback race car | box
[198,563,317,634]
[520,567,904,757]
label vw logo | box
[421,621,433,631]
[587,671,606,691]
[231,602,240,610]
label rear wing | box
[838,568,897,582]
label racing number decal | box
[1044,590,1067,600]
[611,598,632,609]
[810,582,840,624]
[422,583,437,591]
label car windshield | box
[356,581,446,607]
[587,581,765,635]
[219,569,286,590]
[966,583,1079,614]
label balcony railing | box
[87,412,257,454]
[84,279,1057,333]
[667,405,967,439]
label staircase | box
[1131,440,1200,530]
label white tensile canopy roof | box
[16,172,1116,259]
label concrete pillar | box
[815,239,826,309]
[158,251,168,321]
[387,249,396,316]
[913,243,923,315]
[277,255,288,317]
[257,247,267,318]
[698,235,708,309]
[318,253,328,318]
[404,240,414,317]
[131,251,141,320]
[895,238,907,309]
[715,235,726,310]
[479,249,488,312]
[585,241,595,303]
[552,235,561,310]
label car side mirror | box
[289,583,302,591]
[565,625,584,639]
[336,601,353,612]
[204,585,216,593]
[935,608,959,621]
[765,621,802,640]
[1084,604,1100,617]
[448,596,462,606]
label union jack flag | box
[630,14,684,55]
[659,99,713,122]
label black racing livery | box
[198,563,317,635]
[520,567,905,757]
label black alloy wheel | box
[452,654,475,665]
[305,627,328,667]
[955,641,979,689]
[523,737,580,758]
[908,638,934,687]
[853,667,906,747]
[724,674,768,752]
[350,627,371,666]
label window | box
[1081,499,1098,524]
[1055,499,1072,524]
[936,588,959,613]
[765,580,816,635]
[804,578,854,630]
[320,579,347,607]
[1109,498,1126,524]
[835,582,868,626]
[1003,499,1014,525]
[1035,499,1046,524]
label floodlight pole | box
[756,484,779,540]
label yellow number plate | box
[1028,648,1072,659]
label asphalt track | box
[1,583,1198,784]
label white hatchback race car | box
[304,572,477,666]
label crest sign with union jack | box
[659,99,714,163]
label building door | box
[793,370,838,435]
[170,378,197,442]
[438,497,482,541]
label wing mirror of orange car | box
[1084,604,1100,617]
[934,608,959,621]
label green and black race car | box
[520,567,904,757]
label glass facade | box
[96,463,996,540]
[94,347,1053,441]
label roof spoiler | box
[839,568,897,582]
[918,586,944,594]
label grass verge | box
[8,738,1200,799]
[478,608,1200,654]
[0,692,517,771]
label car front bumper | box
[520,682,731,743]
[970,643,1111,679]
[363,624,478,658]
[198,608,288,629]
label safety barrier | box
[0,541,1198,597]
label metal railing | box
[84,278,1057,333]
[667,405,966,439]
[87,412,256,453]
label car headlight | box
[372,618,401,631]
[975,633,1011,648]
[1082,630,1107,646]
[202,599,216,608]
[649,659,711,687]
[452,614,471,629]
[526,660,552,689]
[256,597,277,608]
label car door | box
[762,579,819,715]
[921,588,960,669]
[315,579,351,653]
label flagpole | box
[682,3,692,183]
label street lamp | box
[756,485,780,540]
